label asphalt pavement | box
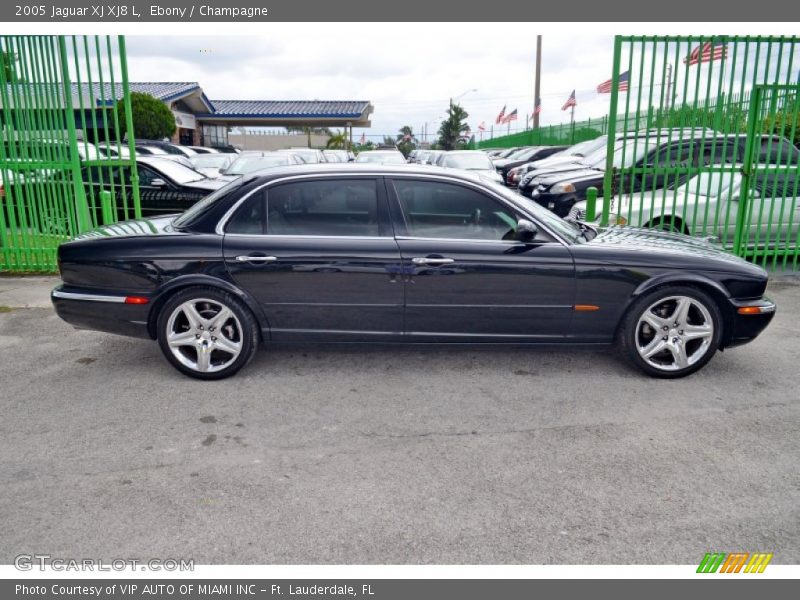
[0,276,798,564]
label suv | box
[522,132,800,217]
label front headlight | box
[550,182,576,194]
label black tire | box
[648,216,688,235]
[619,285,723,379]
[156,286,259,380]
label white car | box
[189,153,235,178]
[438,150,503,183]
[354,150,407,165]
[571,168,800,250]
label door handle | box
[412,257,455,266]
[235,255,277,263]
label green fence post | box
[57,36,92,233]
[601,36,623,227]
[585,187,598,222]
[100,190,114,224]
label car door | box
[387,176,576,341]
[222,176,404,342]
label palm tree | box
[326,130,348,149]
[396,125,417,144]
[437,103,471,150]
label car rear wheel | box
[156,287,259,380]
[619,285,722,378]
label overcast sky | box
[124,26,618,141]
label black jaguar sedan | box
[52,165,775,380]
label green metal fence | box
[602,35,800,270]
[476,115,609,149]
[0,35,139,273]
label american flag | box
[561,90,577,111]
[502,108,518,124]
[495,105,506,124]
[533,98,542,115]
[359,132,366,144]
[597,70,630,93]
[683,42,728,66]
[477,121,486,131]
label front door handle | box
[235,255,277,263]
[412,257,455,266]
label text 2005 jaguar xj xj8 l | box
[52,165,775,380]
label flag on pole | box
[502,108,518,124]
[495,105,506,124]
[359,132,366,144]
[533,98,542,115]
[477,121,486,131]
[561,90,577,111]
[597,71,630,93]
[683,42,728,66]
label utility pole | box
[533,35,542,129]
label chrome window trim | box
[215,170,571,246]
[52,290,127,303]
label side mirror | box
[515,219,538,243]
[150,178,167,187]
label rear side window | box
[757,138,800,165]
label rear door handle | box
[412,257,455,266]
[235,255,277,263]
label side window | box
[758,138,800,165]
[699,138,739,166]
[227,191,266,235]
[138,166,161,187]
[646,141,695,168]
[266,179,380,237]
[392,179,520,241]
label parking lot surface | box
[1,277,798,564]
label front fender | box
[632,271,731,300]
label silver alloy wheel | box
[165,298,243,373]
[635,295,714,372]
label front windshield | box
[507,147,534,160]
[226,155,290,175]
[478,175,583,244]
[443,153,493,170]
[172,178,245,229]
[149,159,206,184]
[569,136,607,157]
[497,148,519,158]
[191,154,231,169]
[286,150,320,163]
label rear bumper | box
[51,285,152,339]
[724,296,776,348]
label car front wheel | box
[620,285,722,378]
[156,287,259,380]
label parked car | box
[97,142,131,159]
[81,156,226,218]
[423,150,445,165]
[570,169,800,246]
[53,164,775,380]
[438,150,503,183]
[217,151,305,181]
[190,153,236,178]
[506,137,609,187]
[354,150,407,164]
[522,133,800,217]
[494,146,569,186]
[490,147,523,161]
[276,148,327,164]
[134,140,196,158]
[135,144,169,156]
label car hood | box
[586,225,766,274]
[537,167,603,186]
[523,162,595,183]
[530,155,583,169]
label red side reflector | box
[124,296,149,305]
[574,304,600,312]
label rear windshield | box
[172,179,246,229]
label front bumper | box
[52,285,153,339]
[724,296,776,348]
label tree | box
[396,125,417,157]
[437,102,471,150]
[326,130,348,149]
[117,92,176,141]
